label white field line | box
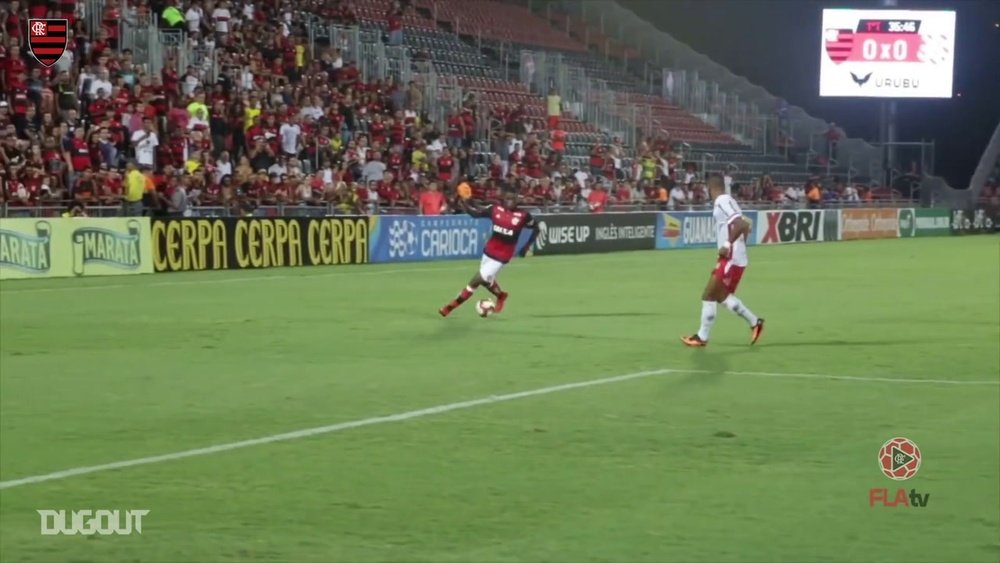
[0,367,996,490]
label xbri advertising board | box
[369,215,492,263]
[655,211,760,249]
[1,218,154,280]
[757,210,834,244]
[152,217,371,272]
[533,213,656,256]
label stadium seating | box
[417,0,585,52]
[0,0,884,219]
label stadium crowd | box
[0,0,927,219]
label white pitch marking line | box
[0,367,995,490]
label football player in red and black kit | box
[439,189,539,317]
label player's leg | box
[681,273,724,347]
[439,257,497,317]
[439,273,481,317]
[484,271,509,313]
[478,256,508,312]
[718,266,765,344]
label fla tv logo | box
[869,437,930,508]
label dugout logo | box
[38,509,149,536]
[878,437,921,480]
[387,219,418,258]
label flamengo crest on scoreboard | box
[27,19,69,68]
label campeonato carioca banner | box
[369,215,493,263]
[0,217,153,280]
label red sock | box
[444,286,474,311]
[486,281,504,297]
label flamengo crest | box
[27,19,69,68]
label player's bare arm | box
[721,217,751,257]
[519,221,540,258]
[458,198,490,218]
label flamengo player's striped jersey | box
[713,194,748,267]
[484,204,534,263]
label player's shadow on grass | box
[527,312,660,319]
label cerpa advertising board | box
[152,217,371,272]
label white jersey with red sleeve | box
[713,194,748,267]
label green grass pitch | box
[0,236,998,562]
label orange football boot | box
[680,335,708,347]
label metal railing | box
[304,20,462,124]
[519,50,636,145]
[1,198,923,220]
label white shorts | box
[479,255,504,283]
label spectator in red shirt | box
[419,181,447,215]
[524,147,544,179]
[615,181,632,203]
[437,149,454,183]
[386,2,404,46]
[587,183,609,213]
[376,172,402,207]
[533,177,553,207]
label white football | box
[475,299,496,317]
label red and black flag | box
[27,19,69,68]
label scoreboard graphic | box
[820,9,955,99]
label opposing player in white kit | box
[681,175,765,347]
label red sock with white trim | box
[443,286,475,313]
